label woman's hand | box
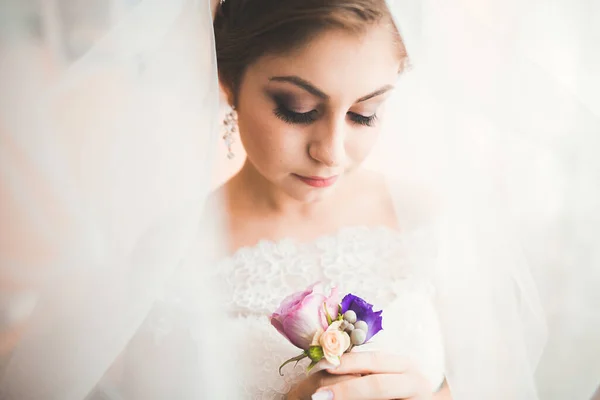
[310,352,434,400]
[285,369,359,400]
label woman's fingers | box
[327,352,414,375]
[289,371,360,400]
[316,371,360,388]
[311,352,432,400]
[313,372,431,400]
[308,359,339,375]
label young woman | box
[208,1,449,398]
[209,0,450,399]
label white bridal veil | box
[0,0,598,399]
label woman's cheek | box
[347,131,379,165]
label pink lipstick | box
[294,174,339,188]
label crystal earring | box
[223,107,238,159]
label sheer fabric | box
[1,0,598,399]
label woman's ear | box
[218,78,235,108]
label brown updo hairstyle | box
[214,0,408,104]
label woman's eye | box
[349,112,378,127]
[274,105,319,125]
[272,102,377,127]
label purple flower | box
[341,294,383,341]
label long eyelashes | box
[273,104,378,128]
[348,112,377,127]
[274,105,318,125]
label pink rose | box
[270,283,340,350]
[318,321,351,366]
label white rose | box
[319,321,351,366]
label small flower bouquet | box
[270,283,383,375]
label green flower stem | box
[278,352,309,376]
[324,302,333,325]
[307,360,319,372]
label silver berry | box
[350,329,367,345]
[343,310,357,324]
[354,320,368,332]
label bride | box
[208,1,450,398]
[204,1,549,397]
[1,0,599,399]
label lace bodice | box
[217,226,446,399]
[86,225,445,400]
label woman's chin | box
[291,187,336,203]
[286,179,342,203]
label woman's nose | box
[308,118,346,167]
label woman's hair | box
[214,0,407,100]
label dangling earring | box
[223,107,237,159]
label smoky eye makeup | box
[268,91,316,113]
[347,103,383,127]
[267,90,320,125]
[348,111,378,127]
[265,89,382,127]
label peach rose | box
[318,321,351,366]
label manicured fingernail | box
[311,389,334,400]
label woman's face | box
[233,24,401,203]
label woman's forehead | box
[245,26,401,101]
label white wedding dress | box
[85,224,446,400]
[212,225,446,399]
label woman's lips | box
[294,174,339,188]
